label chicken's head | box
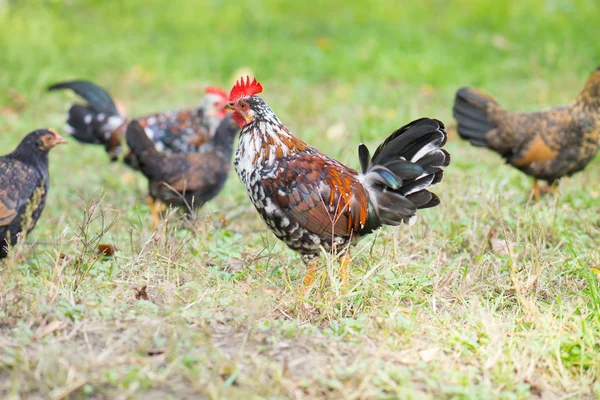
[227,76,263,128]
[201,87,229,119]
[33,129,68,152]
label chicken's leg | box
[533,179,560,201]
[532,179,540,202]
[303,261,317,287]
[147,196,162,229]
[339,253,350,288]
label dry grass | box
[1,150,599,398]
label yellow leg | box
[303,261,317,287]
[339,253,350,288]
[532,179,540,202]
[148,196,162,229]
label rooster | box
[453,66,600,201]
[48,80,229,163]
[227,77,450,286]
[125,115,239,227]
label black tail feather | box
[48,80,118,114]
[49,80,125,157]
[372,118,446,165]
[453,87,498,147]
[65,104,101,144]
[360,118,450,230]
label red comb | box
[229,76,263,102]
[205,86,228,100]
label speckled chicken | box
[228,77,450,286]
[125,114,239,227]
[48,80,229,163]
[453,66,600,200]
[0,129,67,259]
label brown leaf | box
[36,320,67,339]
[135,285,149,301]
[97,244,118,256]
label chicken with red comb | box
[229,77,451,288]
[49,80,230,162]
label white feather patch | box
[411,141,439,162]
[407,215,417,226]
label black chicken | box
[0,129,67,259]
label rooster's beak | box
[224,104,234,111]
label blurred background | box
[1,0,599,131]
[0,0,599,206]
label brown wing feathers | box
[263,156,369,238]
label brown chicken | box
[125,114,239,227]
[228,77,450,287]
[0,129,67,260]
[453,66,600,200]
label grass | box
[1,0,600,398]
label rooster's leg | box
[303,261,317,287]
[532,179,540,202]
[339,253,350,288]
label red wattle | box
[232,111,246,128]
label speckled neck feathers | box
[234,96,309,180]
